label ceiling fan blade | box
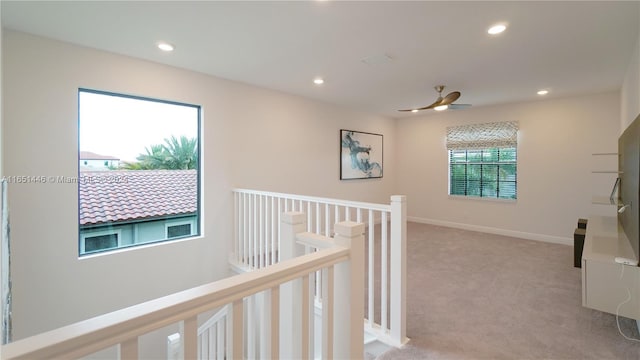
[448,103,472,110]
[397,96,444,112]
[440,91,461,106]
[420,97,444,110]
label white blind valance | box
[446,121,519,150]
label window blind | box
[446,121,518,150]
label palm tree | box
[162,136,198,170]
[122,136,198,170]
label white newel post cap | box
[281,211,305,225]
[334,221,365,237]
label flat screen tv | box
[618,113,640,261]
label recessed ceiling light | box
[411,109,419,113]
[157,42,175,52]
[313,78,324,85]
[488,24,507,35]
[434,105,449,111]
[537,89,549,95]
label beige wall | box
[2,31,396,339]
[396,92,620,244]
[622,28,640,131]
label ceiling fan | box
[399,85,471,112]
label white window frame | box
[447,147,517,200]
[165,218,196,239]
[446,121,518,201]
[80,229,122,254]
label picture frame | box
[340,129,383,180]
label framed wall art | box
[340,129,383,180]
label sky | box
[79,91,199,162]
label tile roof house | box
[79,151,120,170]
[79,170,197,226]
[78,170,198,254]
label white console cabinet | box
[581,215,640,319]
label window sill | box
[78,234,204,260]
[448,195,517,204]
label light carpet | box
[374,222,640,360]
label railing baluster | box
[357,208,362,223]
[325,203,330,237]
[259,291,270,358]
[259,195,264,269]
[277,198,282,262]
[301,201,313,232]
[248,296,256,359]
[265,196,270,267]
[308,271,315,359]
[368,209,374,326]
[271,286,280,359]
[322,266,334,360]
[381,211,388,333]
[201,328,208,360]
[345,206,351,221]
[244,194,248,266]
[216,319,224,359]
[234,192,239,264]
[249,194,254,268]
[120,337,138,360]
[302,274,310,360]
[271,196,276,265]
[253,195,258,269]
[232,299,243,360]
[184,315,198,359]
[316,202,321,234]
[206,327,213,360]
[316,266,322,303]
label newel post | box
[279,212,306,359]
[333,221,365,359]
[390,195,407,345]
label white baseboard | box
[407,216,573,246]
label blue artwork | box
[341,130,383,179]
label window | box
[165,219,196,239]
[80,229,121,254]
[78,89,201,256]
[447,122,518,200]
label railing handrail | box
[233,188,392,212]
[2,246,350,360]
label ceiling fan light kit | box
[399,85,471,113]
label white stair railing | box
[167,304,230,360]
[196,305,229,359]
[232,189,408,347]
[1,214,364,360]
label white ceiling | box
[2,1,639,118]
